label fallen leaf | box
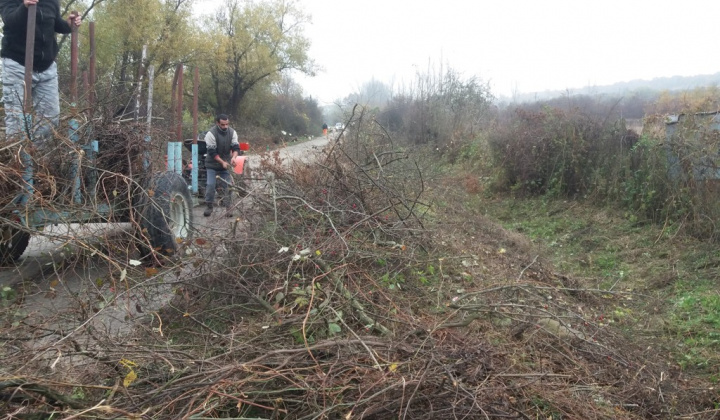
[123,369,137,387]
[145,267,158,277]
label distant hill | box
[503,72,720,103]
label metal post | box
[192,68,199,194]
[174,142,182,174]
[89,22,96,110]
[167,142,175,172]
[23,5,36,116]
[69,13,81,203]
[176,64,183,143]
[70,12,78,110]
[87,23,98,200]
[87,140,98,201]
[170,66,179,132]
[192,143,198,194]
[69,120,82,203]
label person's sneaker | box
[203,206,213,217]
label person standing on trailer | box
[203,114,241,217]
[0,0,81,148]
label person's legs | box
[204,168,217,216]
[2,58,26,140]
[2,60,60,149]
[218,170,233,216]
[32,63,60,149]
[2,58,36,205]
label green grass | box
[477,195,720,375]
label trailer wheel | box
[0,225,30,265]
[137,172,193,258]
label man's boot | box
[203,203,213,217]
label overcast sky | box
[194,0,720,105]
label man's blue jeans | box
[2,58,60,147]
[205,168,233,207]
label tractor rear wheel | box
[136,172,193,259]
[0,225,30,265]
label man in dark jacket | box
[0,0,80,147]
[203,114,241,217]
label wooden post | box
[176,64,183,143]
[70,11,78,111]
[170,66,179,134]
[89,22,96,111]
[23,4,36,114]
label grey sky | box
[194,0,720,105]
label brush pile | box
[1,113,718,419]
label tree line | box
[50,0,322,139]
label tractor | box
[0,12,193,265]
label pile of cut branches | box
[0,117,156,208]
[1,112,718,419]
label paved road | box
[0,135,332,344]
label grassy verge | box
[475,194,720,380]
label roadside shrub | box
[490,98,720,240]
[488,105,632,197]
[375,67,494,160]
[658,112,720,239]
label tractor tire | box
[136,172,193,258]
[0,225,30,265]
